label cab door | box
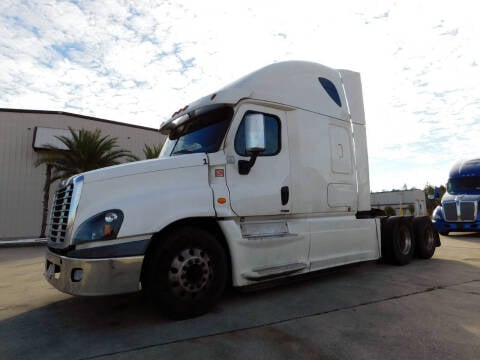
[225,104,291,216]
[224,104,309,283]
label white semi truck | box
[45,61,440,318]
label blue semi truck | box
[433,158,480,235]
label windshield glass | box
[447,176,480,194]
[160,106,233,157]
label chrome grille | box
[443,202,457,222]
[443,200,477,222]
[460,202,475,221]
[49,183,73,244]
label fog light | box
[71,268,83,282]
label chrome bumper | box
[44,249,144,296]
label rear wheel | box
[413,217,438,259]
[143,227,227,319]
[382,217,415,265]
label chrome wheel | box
[413,217,438,260]
[425,229,435,250]
[168,248,212,298]
[399,227,412,255]
[144,227,228,318]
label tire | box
[143,227,227,319]
[413,217,438,259]
[381,217,415,265]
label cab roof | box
[161,61,360,133]
[449,158,480,178]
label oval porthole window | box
[318,77,342,107]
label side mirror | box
[245,113,266,154]
[239,113,266,175]
[427,187,440,200]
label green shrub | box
[384,206,395,216]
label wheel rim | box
[399,227,412,255]
[168,248,212,298]
[425,229,435,250]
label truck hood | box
[71,152,214,241]
[442,193,480,203]
[81,153,207,184]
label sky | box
[1,0,479,191]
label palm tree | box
[35,127,138,238]
[143,143,163,159]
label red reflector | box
[215,169,224,177]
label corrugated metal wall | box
[0,110,164,239]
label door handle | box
[281,186,289,206]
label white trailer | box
[45,61,440,318]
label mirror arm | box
[238,151,260,175]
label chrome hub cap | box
[425,229,435,250]
[399,229,412,255]
[169,248,211,298]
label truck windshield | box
[160,106,233,157]
[447,176,480,194]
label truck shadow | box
[1,258,479,359]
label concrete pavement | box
[0,234,479,359]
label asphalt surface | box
[0,234,479,360]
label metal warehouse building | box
[0,109,163,240]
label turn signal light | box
[104,224,112,236]
[217,197,227,204]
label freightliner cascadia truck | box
[433,158,480,235]
[45,61,440,318]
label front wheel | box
[143,227,227,319]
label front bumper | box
[433,219,480,233]
[44,249,144,296]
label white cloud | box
[0,0,479,191]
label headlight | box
[73,209,124,244]
[432,206,443,221]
